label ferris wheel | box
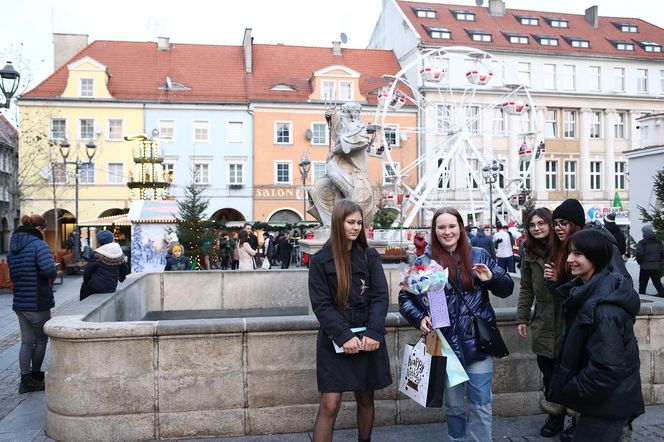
[372,46,543,227]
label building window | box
[194,163,209,184]
[519,17,538,26]
[509,35,528,44]
[543,63,557,90]
[107,163,124,184]
[637,68,648,93]
[437,104,452,133]
[545,160,558,190]
[311,122,328,145]
[588,66,601,91]
[339,81,353,101]
[427,27,451,39]
[275,122,292,144]
[468,158,480,189]
[614,42,635,51]
[618,23,638,33]
[79,163,95,184]
[539,37,559,46]
[107,119,123,140]
[80,119,94,140]
[590,161,601,190]
[545,110,558,138]
[613,67,625,92]
[228,163,244,185]
[549,19,568,28]
[163,162,175,184]
[193,121,209,142]
[642,42,662,52]
[570,39,589,48]
[517,62,531,87]
[454,11,475,21]
[50,118,66,140]
[159,120,175,141]
[437,159,451,189]
[322,81,335,101]
[493,108,505,135]
[51,163,67,184]
[227,122,244,143]
[590,111,602,139]
[614,112,626,139]
[471,33,491,42]
[561,64,575,90]
[384,124,399,147]
[465,106,480,134]
[313,162,327,183]
[80,78,94,97]
[383,162,399,185]
[275,162,291,184]
[519,160,531,190]
[564,160,577,190]
[563,110,576,139]
[660,70,664,93]
[415,8,436,18]
[615,161,626,190]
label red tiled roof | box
[23,40,247,103]
[0,114,18,146]
[247,44,402,104]
[398,0,664,59]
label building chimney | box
[157,37,170,51]
[53,33,89,70]
[332,41,342,56]
[488,0,506,17]
[243,28,253,74]
[584,6,599,28]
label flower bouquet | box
[400,260,450,328]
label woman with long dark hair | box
[308,199,391,442]
[8,214,57,394]
[399,207,513,441]
[516,208,566,437]
[237,230,257,270]
[548,229,644,441]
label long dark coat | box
[308,241,392,392]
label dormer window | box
[611,40,635,51]
[614,22,638,33]
[504,33,529,44]
[546,17,568,28]
[453,10,475,21]
[413,7,436,18]
[536,36,559,46]
[563,37,589,48]
[517,16,539,26]
[639,41,662,52]
[426,26,451,39]
[80,78,94,97]
[270,84,296,91]
[466,30,491,42]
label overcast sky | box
[1,0,663,94]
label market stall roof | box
[128,200,180,223]
[78,214,130,227]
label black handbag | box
[450,281,509,359]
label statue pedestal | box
[299,228,388,256]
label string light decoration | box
[124,134,171,200]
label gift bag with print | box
[399,336,446,407]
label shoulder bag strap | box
[449,279,479,320]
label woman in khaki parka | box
[516,208,565,438]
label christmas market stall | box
[127,200,179,273]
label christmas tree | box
[639,166,664,241]
[131,223,145,273]
[175,178,213,270]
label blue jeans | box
[497,256,515,273]
[445,357,493,442]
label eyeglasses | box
[553,220,570,229]
[528,221,549,230]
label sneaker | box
[540,415,565,437]
[559,416,577,442]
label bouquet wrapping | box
[400,260,450,328]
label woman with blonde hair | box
[308,199,391,442]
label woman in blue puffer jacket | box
[399,207,514,442]
[7,214,57,394]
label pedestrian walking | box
[308,199,392,442]
[79,229,130,301]
[470,224,495,259]
[516,208,566,437]
[218,233,231,270]
[548,229,644,441]
[7,214,57,394]
[164,243,191,271]
[263,232,277,267]
[493,223,515,273]
[399,207,514,442]
[636,223,664,297]
[238,230,257,270]
[279,232,292,269]
[230,231,240,270]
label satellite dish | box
[305,129,313,140]
[340,32,348,44]
[475,0,484,5]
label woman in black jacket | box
[80,230,129,300]
[308,199,391,442]
[548,229,644,441]
[636,223,664,297]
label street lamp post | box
[298,157,311,221]
[0,61,21,109]
[482,160,500,235]
[60,139,97,270]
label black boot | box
[18,374,36,394]
[541,414,564,437]
[31,371,45,391]
[559,416,577,442]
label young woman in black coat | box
[548,229,644,441]
[308,199,392,442]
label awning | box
[78,214,130,227]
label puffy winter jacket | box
[399,246,514,365]
[470,230,495,259]
[636,229,664,271]
[547,269,644,421]
[8,227,57,311]
[80,242,130,300]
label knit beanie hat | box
[605,212,616,223]
[552,199,585,228]
[642,223,655,237]
[96,229,114,246]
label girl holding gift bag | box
[308,199,392,442]
[399,207,513,442]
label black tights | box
[312,390,375,442]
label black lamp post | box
[482,160,500,235]
[0,61,21,109]
[298,157,311,221]
[60,139,97,270]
